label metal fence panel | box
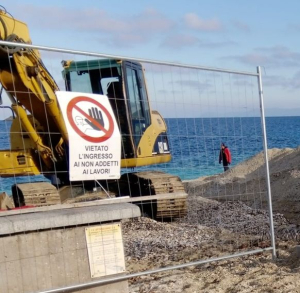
[0,40,275,293]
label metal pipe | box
[95,179,111,198]
[257,66,276,260]
[0,40,259,77]
[36,247,273,293]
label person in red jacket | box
[219,142,232,172]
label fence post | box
[257,66,276,259]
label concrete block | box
[0,237,5,263]
[48,230,63,255]
[3,236,19,262]
[63,249,79,285]
[20,257,38,292]
[0,262,8,292]
[0,204,135,293]
[32,231,49,257]
[77,248,92,283]
[0,217,14,235]
[0,203,140,235]
[35,255,52,291]
[75,227,87,250]
[18,233,35,259]
[5,260,23,293]
[62,227,77,252]
[11,217,28,232]
[49,252,67,288]
[65,209,86,226]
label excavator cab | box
[62,59,171,168]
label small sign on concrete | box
[85,223,126,278]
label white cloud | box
[230,46,300,68]
[263,71,300,90]
[10,4,174,47]
[232,21,250,32]
[161,34,235,49]
[183,13,222,31]
[131,8,174,33]
[161,34,199,49]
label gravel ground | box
[122,148,300,292]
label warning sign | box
[67,96,115,143]
[56,91,121,181]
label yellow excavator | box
[0,8,186,218]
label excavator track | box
[117,171,187,220]
[11,171,187,220]
[11,182,114,207]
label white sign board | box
[85,224,126,278]
[56,91,121,181]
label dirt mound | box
[184,147,300,224]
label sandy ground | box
[123,148,300,292]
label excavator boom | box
[0,9,68,174]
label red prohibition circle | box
[67,96,114,143]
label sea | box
[0,116,300,195]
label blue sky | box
[1,0,300,116]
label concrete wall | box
[0,203,141,293]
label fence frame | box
[0,40,276,293]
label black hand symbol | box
[85,107,105,131]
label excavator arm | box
[0,9,68,175]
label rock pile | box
[182,196,297,240]
[122,195,298,270]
